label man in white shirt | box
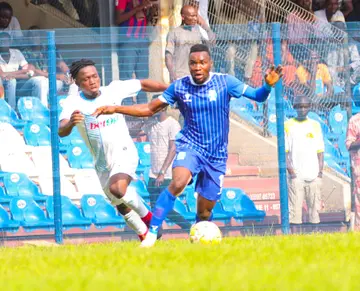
[58,59,168,240]
[285,95,324,225]
[141,102,191,229]
[0,2,23,40]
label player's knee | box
[109,184,126,199]
[197,209,212,221]
[169,179,188,196]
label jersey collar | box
[189,72,214,86]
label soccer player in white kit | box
[58,59,168,240]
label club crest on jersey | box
[208,90,217,102]
[184,93,192,103]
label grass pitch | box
[1,232,360,290]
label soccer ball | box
[189,221,222,244]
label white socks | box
[120,187,149,218]
[123,210,147,235]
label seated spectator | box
[314,0,345,23]
[0,2,23,41]
[313,0,353,18]
[0,32,44,109]
[21,26,69,107]
[296,51,334,97]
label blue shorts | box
[172,148,226,201]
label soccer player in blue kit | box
[93,44,283,247]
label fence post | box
[47,31,63,244]
[271,23,290,234]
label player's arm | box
[140,79,168,92]
[227,65,283,102]
[58,110,84,137]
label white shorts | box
[97,146,138,206]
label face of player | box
[76,66,101,98]
[0,9,12,29]
[181,6,198,26]
[294,99,310,121]
[189,51,213,84]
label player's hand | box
[265,65,283,87]
[70,110,84,126]
[92,106,117,117]
[155,173,165,187]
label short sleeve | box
[168,118,181,140]
[115,0,127,11]
[158,83,177,106]
[226,75,247,98]
[165,30,176,55]
[9,17,23,38]
[59,95,76,121]
[314,122,324,153]
[109,80,142,105]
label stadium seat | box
[74,169,105,196]
[31,146,74,177]
[0,99,26,129]
[80,195,125,228]
[46,196,92,230]
[128,179,150,202]
[324,157,347,176]
[23,122,51,146]
[59,127,83,153]
[220,188,265,222]
[66,143,94,169]
[324,138,340,160]
[0,186,11,204]
[135,142,151,172]
[2,172,46,202]
[17,97,50,125]
[173,198,195,223]
[0,122,29,153]
[0,204,20,232]
[38,175,80,200]
[328,105,347,136]
[0,151,38,178]
[9,197,54,231]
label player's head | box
[293,95,311,121]
[70,59,101,98]
[181,5,198,26]
[0,2,13,29]
[0,32,11,51]
[189,44,213,84]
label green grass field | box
[1,232,360,290]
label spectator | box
[296,51,334,97]
[327,21,360,88]
[0,2,23,40]
[141,103,191,230]
[0,32,44,109]
[313,0,353,17]
[115,0,153,104]
[285,95,324,225]
[346,112,360,226]
[165,5,214,82]
[314,0,346,23]
[21,26,70,107]
[346,0,360,22]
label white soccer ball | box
[189,221,222,244]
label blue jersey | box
[159,73,271,163]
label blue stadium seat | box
[0,99,26,129]
[80,195,125,228]
[135,142,151,173]
[324,157,347,176]
[46,196,92,230]
[10,197,54,231]
[59,127,83,153]
[328,105,347,136]
[17,97,50,125]
[23,122,51,146]
[220,188,265,222]
[128,179,150,202]
[57,95,68,114]
[173,198,195,223]
[308,112,330,134]
[2,172,46,202]
[324,138,340,160]
[0,186,11,204]
[0,204,20,232]
[66,143,94,169]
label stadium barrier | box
[0,22,357,244]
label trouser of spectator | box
[118,40,149,104]
[288,177,322,224]
[20,77,63,107]
[2,79,17,109]
[351,171,360,226]
[148,177,192,230]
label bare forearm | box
[318,152,324,173]
[160,142,177,173]
[58,120,74,137]
[286,153,296,176]
[140,79,168,92]
[114,104,155,117]
[165,53,175,78]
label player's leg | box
[196,194,216,221]
[116,203,148,241]
[108,173,152,227]
[141,150,201,247]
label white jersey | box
[59,79,140,173]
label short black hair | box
[70,59,96,79]
[0,2,13,13]
[293,95,311,108]
[190,44,211,57]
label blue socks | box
[196,213,213,223]
[149,188,176,234]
